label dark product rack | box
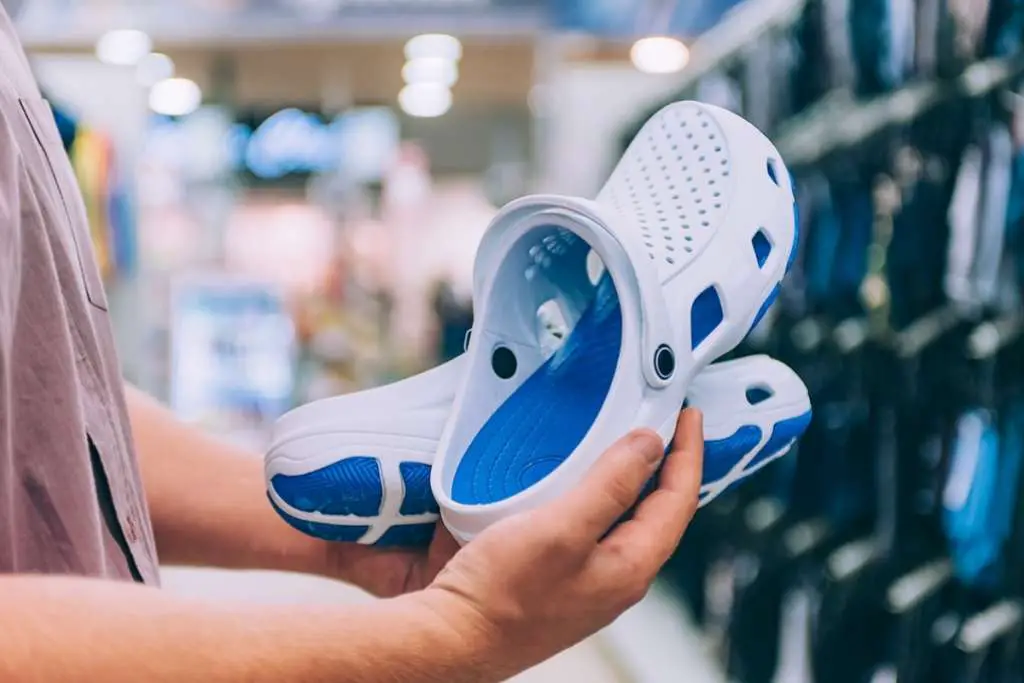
[622,1,1024,681]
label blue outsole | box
[269,410,813,546]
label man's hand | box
[316,522,462,597]
[130,381,702,621]
[416,408,704,678]
[128,383,457,593]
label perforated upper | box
[597,103,734,282]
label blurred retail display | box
[169,275,297,445]
[613,2,1024,682]
[50,100,138,280]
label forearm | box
[0,575,496,683]
[125,385,323,574]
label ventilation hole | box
[654,345,676,380]
[752,229,772,268]
[667,257,676,265]
[746,386,774,405]
[690,286,724,350]
[491,346,518,379]
[766,158,780,186]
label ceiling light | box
[402,58,459,87]
[404,34,462,62]
[630,36,690,75]
[136,53,175,87]
[398,83,452,119]
[95,29,153,67]
[149,78,202,117]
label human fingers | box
[540,429,665,548]
[598,409,703,572]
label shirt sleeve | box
[0,107,22,355]
[0,103,23,562]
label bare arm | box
[0,576,488,683]
[4,400,703,683]
[125,385,335,576]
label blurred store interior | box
[11,0,1024,680]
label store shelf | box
[673,0,807,92]
[599,580,726,683]
[777,55,1024,166]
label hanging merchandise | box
[71,128,115,279]
[986,0,1024,59]
[49,101,138,280]
[850,0,902,95]
[614,0,1024,680]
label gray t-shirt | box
[0,7,159,585]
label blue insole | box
[451,273,622,505]
[450,197,803,506]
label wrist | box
[407,588,508,682]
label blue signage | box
[552,0,745,37]
[230,107,399,181]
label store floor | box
[162,567,627,683]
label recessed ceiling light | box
[402,58,459,87]
[96,29,153,67]
[149,78,202,117]
[630,36,690,75]
[404,34,462,62]
[398,83,452,118]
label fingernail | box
[632,431,664,464]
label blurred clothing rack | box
[778,55,1024,166]
[672,0,807,91]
